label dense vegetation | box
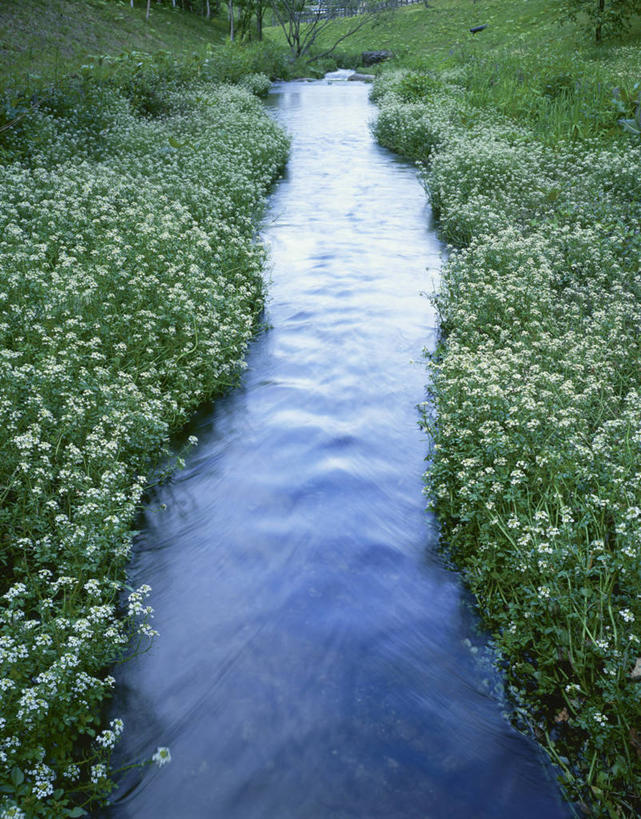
[0,49,288,816]
[3,0,641,815]
[366,4,641,815]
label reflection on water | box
[106,80,569,818]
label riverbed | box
[106,77,569,819]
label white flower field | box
[0,73,288,816]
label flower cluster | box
[0,73,288,816]
[374,69,641,813]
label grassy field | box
[1,0,230,90]
[267,0,641,65]
[279,0,573,62]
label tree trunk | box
[146,0,151,19]
[229,0,234,41]
[595,0,605,42]
[256,3,263,40]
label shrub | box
[396,70,442,102]
[239,72,272,97]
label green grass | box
[291,0,568,64]
[267,0,641,68]
[0,0,229,90]
[265,0,641,144]
[266,0,641,142]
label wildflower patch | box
[0,77,288,816]
[374,71,641,815]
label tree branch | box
[305,8,387,61]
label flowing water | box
[107,78,570,818]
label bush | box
[396,70,442,102]
[239,72,272,97]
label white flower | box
[1,805,26,819]
[90,763,107,784]
[152,746,172,767]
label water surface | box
[107,79,569,819]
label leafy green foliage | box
[374,67,641,817]
[560,0,641,41]
[395,70,441,102]
[239,71,272,95]
[0,60,288,816]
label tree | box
[229,0,235,40]
[235,0,266,40]
[270,0,393,61]
[256,0,265,39]
[562,0,641,42]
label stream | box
[107,77,570,818]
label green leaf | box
[10,767,24,787]
[67,808,88,817]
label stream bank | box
[107,78,569,818]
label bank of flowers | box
[0,71,288,816]
[373,71,641,815]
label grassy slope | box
[0,0,228,90]
[298,0,567,64]
[266,0,641,82]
